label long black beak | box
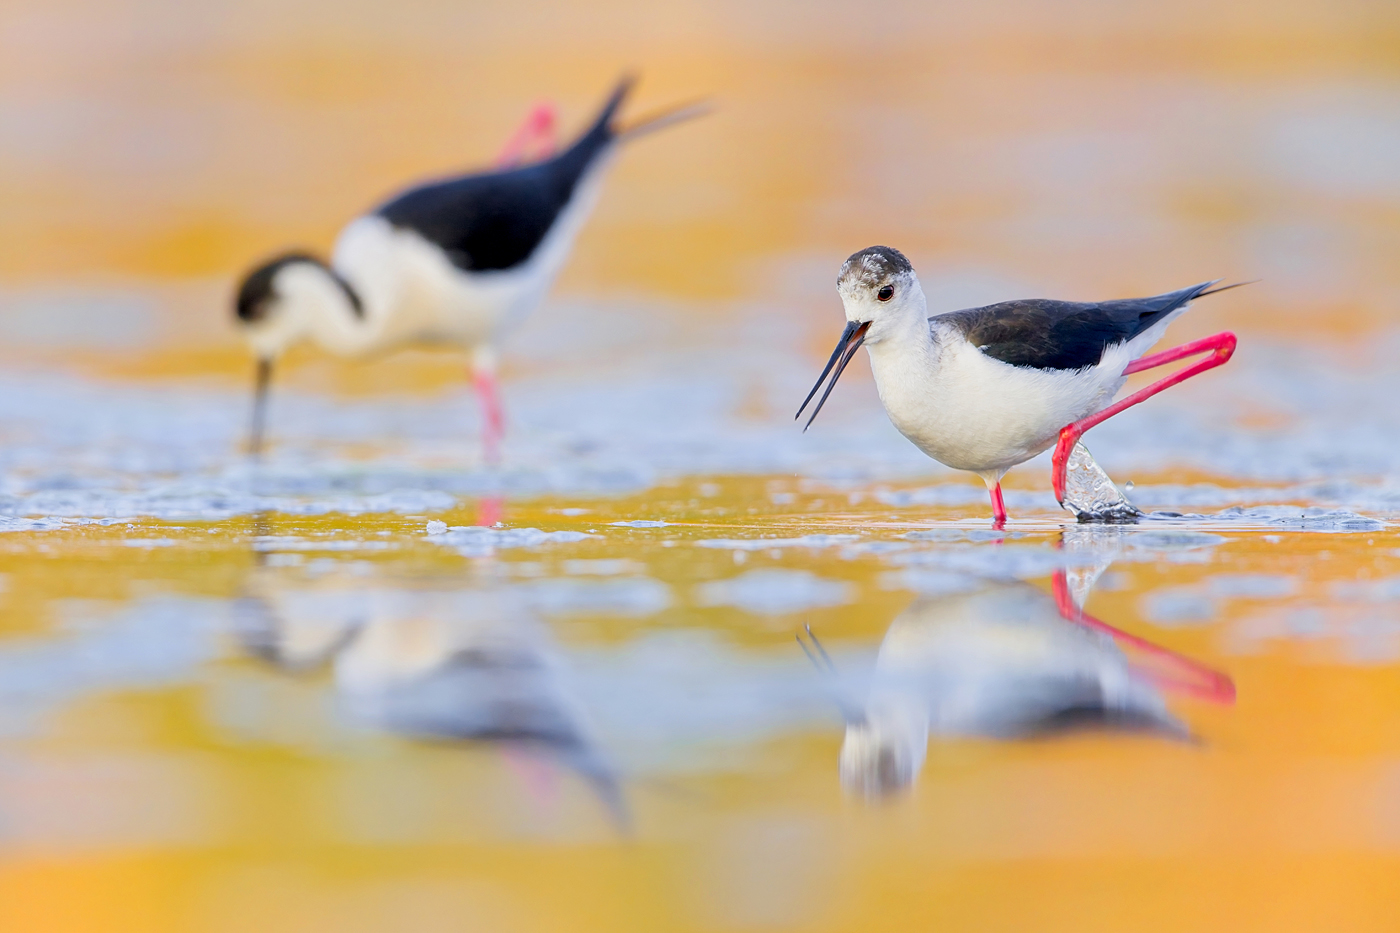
[795,320,870,431]
[249,358,272,458]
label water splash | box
[1060,442,1142,523]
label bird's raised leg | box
[1052,332,1236,503]
[495,102,558,167]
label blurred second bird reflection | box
[235,572,628,829]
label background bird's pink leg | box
[463,103,554,520]
[476,496,504,527]
[495,102,558,167]
[1052,332,1236,502]
[473,366,505,466]
[473,361,505,527]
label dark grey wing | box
[935,281,1218,370]
[374,79,631,273]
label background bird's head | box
[835,245,926,346]
[234,252,361,360]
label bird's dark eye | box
[877,285,894,301]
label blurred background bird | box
[233,76,704,463]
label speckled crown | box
[838,246,914,289]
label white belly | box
[327,168,607,356]
[328,217,547,352]
[870,331,1131,474]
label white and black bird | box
[797,246,1242,524]
[234,77,703,461]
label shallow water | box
[5,1,1400,930]
[1,473,1398,930]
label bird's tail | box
[614,98,710,143]
[567,75,708,154]
[588,74,637,141]
[1197,280,1257,300]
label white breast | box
[868,323,1133,474]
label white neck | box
[862,288,939,396]
[271,264,379,358]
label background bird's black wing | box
[374,79,632,273]
[935,281,1218,370]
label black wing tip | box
[597,73,639,135]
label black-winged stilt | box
[234,77,704,462]
[797,246,1242,524]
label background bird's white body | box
[245,166,610,364]
[337,166,609,355]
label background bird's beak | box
[795,320,870,430]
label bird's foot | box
[1051,425,1082,504]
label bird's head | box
[835,245,925,344]
[796,245,926,429]
[233,252,361,361]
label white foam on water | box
[695,535,862,551]
[424,525,598,557]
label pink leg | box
[1052,332,1236,502]
[988,481,1007,529]
[1051,570,1235,704]
[476,496,503,528]
[473,368,505,466]
[495,103,558,167]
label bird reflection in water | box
[807,560,1234,798]
[234,568,627,829]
